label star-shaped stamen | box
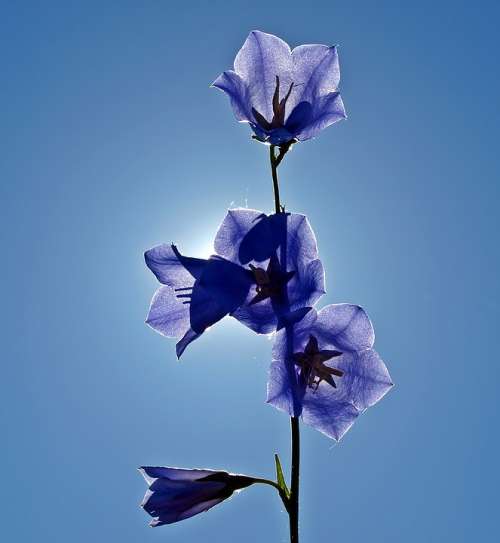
[248,254,295,305]
[293,335,343,391]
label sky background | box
[2,1,499,542]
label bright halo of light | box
[192,240,215,259]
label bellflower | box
[214,208,325,333]
[145,244,253,357]
[212,30,346,145]
[140,467,254,526]
[267,304,393,440]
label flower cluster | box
[145,208,392,442]
[140,30,392,531]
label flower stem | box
[270,145,281,214]
[268,142,300,543]
[289,416,300,543]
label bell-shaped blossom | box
[214,208,325,334]
[145,244,253,357]
[212,30,346,145]
[139,467,254,526]
[267,304,393,440]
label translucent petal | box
[211,70,252,122]
[337,349,393,410]
[189,256,252,333]
[140,467,215,484]
[295,92,346,141]
[267,358,303,418]
[176,328,201,358]
[145,244,206,287]
[301,391,360,441]
[140,467,251,526]
[145,286,190,338]
[288,44,340,113]
[272,308,318,360]
[314,303,375,351]
[234,30,293,121]
[214,208,265,264]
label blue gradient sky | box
[2,1,499,541]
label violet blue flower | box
[145,244,253,357]
[139,467,254,526]
[212,30,346,145]
[214,208,325,333]
[267,304,393,440]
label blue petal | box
[286,256,325,312]
[215,209,324,335]
[170,498,225,525]
[215,209,321,267]
[140,467,215,483]
[145,244,206,287]
[231,299,276,334]
[145,244,253,357]
[286,45,344,140]
[264,127,297,145]
[214,208,266,264]
[234,30,292,122]
[176,328,201,358]
[314,304,375,351]
[336,349,393,410]
[295,92,346,141]
[285,101,313,134]
[139,467,252,526]
[267,355,360,440]
[271,307,317,361]
[143,480,226,525]
[301,390,360,441]
[267,358,303,417]
[146,286,190,338]
[268,310,318,412]
[189,256,252,333]
[272,213,320,273]
[211,70,252,123]
[288,45,341,112]
[277,307,313,330]
[262,214,325,311]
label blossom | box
[214,208,325,333]
[139,467,254,526]
[145,244,253,357]
[267,304,393,440]
[212,30,346,145]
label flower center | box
[293,335,344,391]
[252,75,294,131]
[248,257,294,305]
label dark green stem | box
[289,416,300,543]
[270,145,282,214]
[269,142,294,213]
[268,142,300,543]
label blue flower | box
[145,244,253,357]
[139,467,254,526]
[145,209,324,355]
[214,208,325,333]
[212,30,346,145]
[267,304,393,440]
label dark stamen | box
[252,75,295,132]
